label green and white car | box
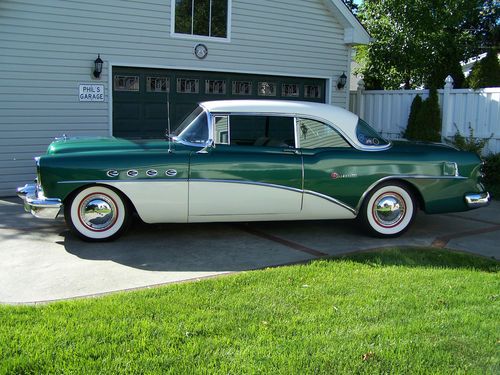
[17,100,490,241]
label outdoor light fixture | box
[93,54,103,78]
[337,72,347,90]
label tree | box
[466,49,500,88]
[404,89,441,142]
[355,0,498,90]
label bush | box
[447,125,492,155]
[483,153,500,194]
[403,95,422,139]
[405,88,441,142]
[466,49,500,89]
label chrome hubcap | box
[79,194,117,231]
[373,193,406,228]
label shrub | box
[466,49,500,89]
[447,125,492,155]
[483,153,500,187]
[405,88,441,142]
[404,95,422,139]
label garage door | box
[113,67,326,139]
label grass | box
[0,248,498,374]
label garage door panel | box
[113,67,326,139]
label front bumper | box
[465,192,491,209]
[17,183,62,219]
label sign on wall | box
[79,84,105,102]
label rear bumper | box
[17,183,62,219]
[464,192,491,209]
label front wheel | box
[65,185,131,241]
[359,182,416,238]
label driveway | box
[1,197,499,304]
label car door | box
[189,114,303,218]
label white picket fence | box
[349,77,500,154]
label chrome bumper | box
[17,183,62,219]
[465,192,491,209]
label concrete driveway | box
[1,197,499,304]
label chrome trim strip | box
[465,192,490,208]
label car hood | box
[46,137,176,155]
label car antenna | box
[166,91,173,153]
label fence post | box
[356,79,365,119]
[442,75,454,141]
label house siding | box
[0,0,351,196]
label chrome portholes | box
[127,170,139,178]
[165,169,178,177]
[106,170,119,178]
[78,194,117,232]
[146,169,158,177]
[372,192,406,228]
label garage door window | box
[114,76,139,91]
[173,0,229,39]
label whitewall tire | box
[65,185,131,241]
[360,182,416,237]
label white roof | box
[200,99,364,149]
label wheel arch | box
[357,177,425,214]
[63,183,138,215]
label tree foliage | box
[356,0,499,90]
[466,49,500,88]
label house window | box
[174,0,229,39]
[205,79,227,94]
[177,78,199,93]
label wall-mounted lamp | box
[93,54,103,79]
[337,72,347,90]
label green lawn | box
[1,248,498,374]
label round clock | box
[194,43,208,59]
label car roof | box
[199,99,362,147]
[200,99,357,123]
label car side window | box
[226,115,296,147]
[298,118,351,149]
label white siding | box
[0,0,351,196]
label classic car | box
[17,100,490,241]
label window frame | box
[170,0,232,43]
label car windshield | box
[173,106,209,145]
[356,119,389,147]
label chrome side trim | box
[355,174,468,212]
[17,183,62,219]
[465,192,490,208]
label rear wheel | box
[360,182,416,237]
[65,185,131,241]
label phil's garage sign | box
[79,84,105,102]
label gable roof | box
[323,0,370,45]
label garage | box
[113,67,326,139]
